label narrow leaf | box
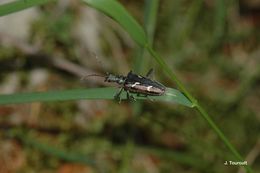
[82,0,148,46]
[0,87,193,107]
[0,0,54,17]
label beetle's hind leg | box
[146,68,154,78]
[137,93,154,101]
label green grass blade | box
[144,0,159,43]
[82,0,147,46]
[0,88,115,105]
[210,0,226,51]
[0,0,54,17]
[133,0,159,73]
[0,87,193,107]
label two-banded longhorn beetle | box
[84,69,166,101]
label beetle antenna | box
[81,74,106,81]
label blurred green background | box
[0,0,259,172]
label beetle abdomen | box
[124,82,165,96]
[124,71,166,96]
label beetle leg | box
[136,93,154,101]
[137,93,147,97]
[146,68,154,78]
[137,93,142,97]
[127,91,136,101]
[114,87,123,103]
[147,96,154,102]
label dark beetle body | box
[103,69,166,100]
[124,71,165,96]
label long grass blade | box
[0,0,54,17]
[82,0,147,46]
[0,87,193,107]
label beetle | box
[84,69,166,101]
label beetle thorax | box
[105,74,125,85]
